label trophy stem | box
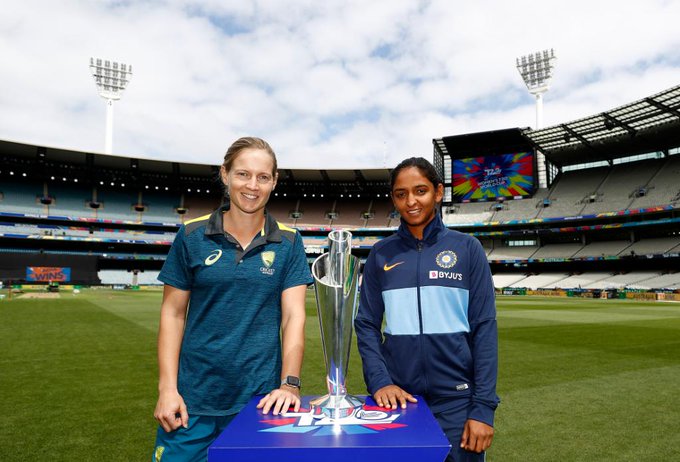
[310,393,363,420]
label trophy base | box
[310,393,364,420]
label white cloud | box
[0,0,678,169]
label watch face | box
[285,376,300,387]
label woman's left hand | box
[256,386,301,415]
[460,419,494,453]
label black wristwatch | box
[281,375,301,389]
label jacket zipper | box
[416,239,429,393]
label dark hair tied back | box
[390,157,442,191]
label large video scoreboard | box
[433,128,538,204]
[452,151,535,201]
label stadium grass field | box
[1,289,679,461]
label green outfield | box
[1,289,679,461]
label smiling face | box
[391,166,444,239]
[221,148,277,216]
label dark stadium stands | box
[329,200,369,227]
[266,197,299,226]
[294,199,335,227]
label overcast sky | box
[1,0,678,169]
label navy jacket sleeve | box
[354,249,394,394]
[467,237,500,426]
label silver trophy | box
[311,230,363,419]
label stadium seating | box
[443,201,494,225]
[137,191,183,223]
[579,160,660,215]
[94,190,141,221]
[44,183,95,218]
[585,271,658,289]
[367,198,396,227]
[629,271,680,290]
[508,273,571,289]
[0,180,45,215]
[625,237,680,256]
[492,273,529,287]
[294,200,334,227]
[267,197,300,226]
[553,272,613,289]
[330,201,370,228]
[629,154,680,209]
[1,135,678,290]
[572,240,633,258]
[531,243,583,259]
[487,245,539,260]
[182,194,222,222]
[0,222,176,242]
[539,167,609,219]
[98,269,161,285]
[492,189,549,222]
[500,271,680,290]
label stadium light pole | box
[516,48,556,189]
[89,58,133,154]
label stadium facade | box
[1,85,679,292]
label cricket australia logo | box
[436,250,457,269]
[204,249,222,266]
[260,251,276,275]
[259,405,405,436]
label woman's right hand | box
[154,389,189,432]
[373,384,418,410]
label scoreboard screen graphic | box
[26,267,71,282]
[452,151,535,201]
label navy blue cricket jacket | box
[354,214,500,426]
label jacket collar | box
[204,201,283,243]
[397,212,446,245]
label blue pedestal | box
[208,395,451,462]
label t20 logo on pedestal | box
[259,405,406,436]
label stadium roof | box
[522,84,680,167]
[433,128,533,159]
[434,84,680,169]
[0,138,391,196]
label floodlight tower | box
[516,48,556,189]
[89,57,133,154]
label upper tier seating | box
[366,199,395,228]
[0,180,45,215]
[294,200,334,227]
[579,159,661,215]
[628,154,680,209]
[330,201,369,228]
[44,184,95,218]
[181,194,222,222]
[538,167,609,219]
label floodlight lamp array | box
[89,57,133,100]
[516,48,556,94]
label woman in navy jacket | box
[354,157,499,461]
